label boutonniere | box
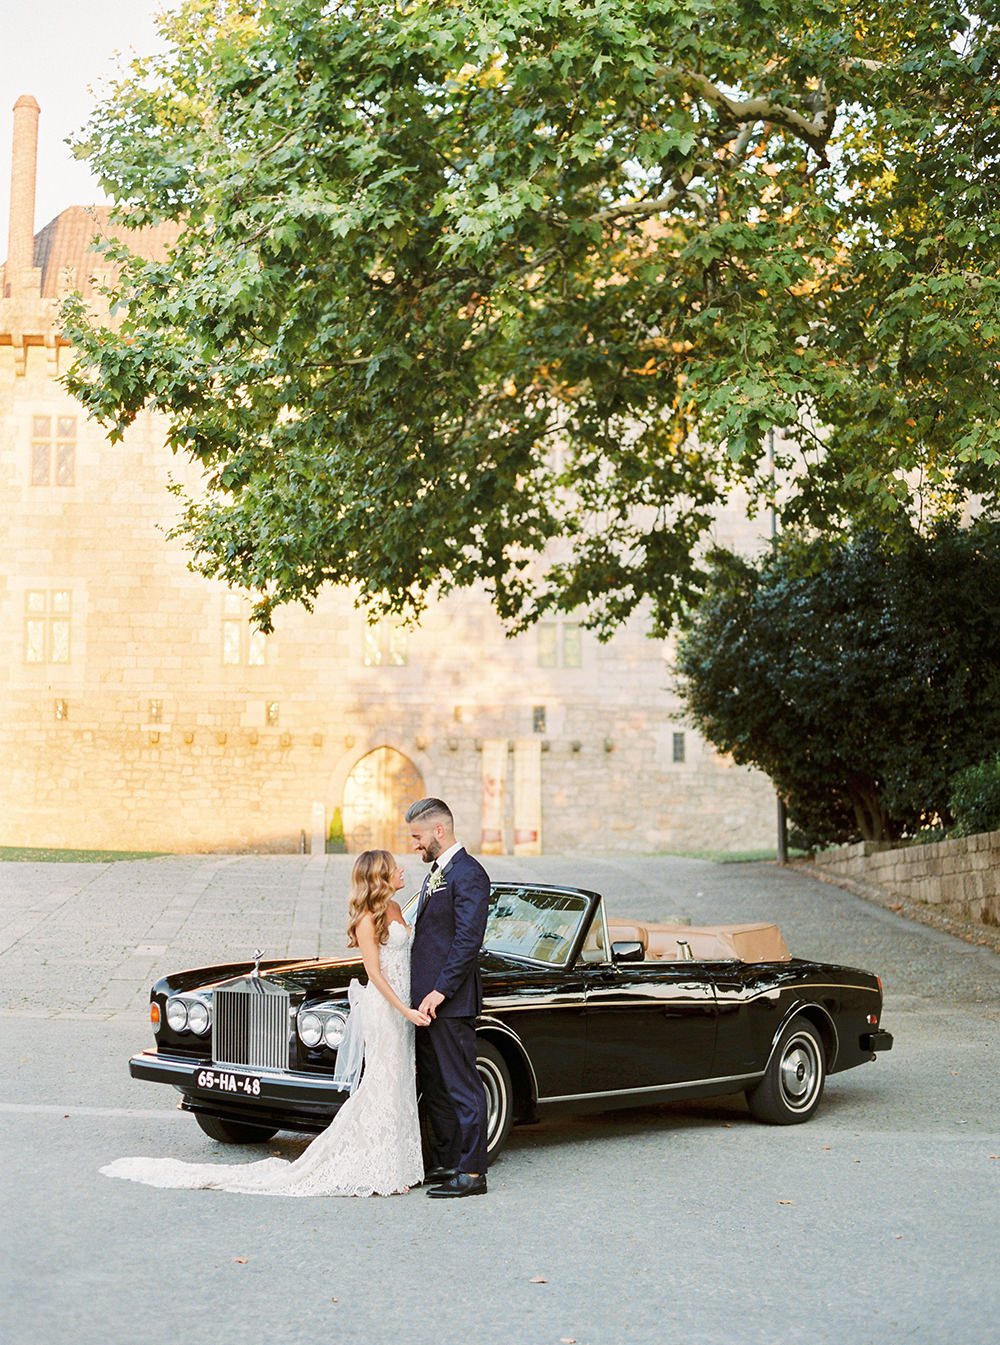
[426,867,445,895]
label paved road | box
[2,854,998,1345]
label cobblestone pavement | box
[2,853,998,1345]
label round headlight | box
[323,1012,348,1049]
[187,1000,210,1035]
[298,1011,323,1048]
[165,997,189,1032]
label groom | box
[407,797,491,1198]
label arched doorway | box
[342,747,425,853]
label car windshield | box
[483,887,590,966]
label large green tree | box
[64,0,1000,632]
[674,522,1000,846]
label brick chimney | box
[5,93,40,297]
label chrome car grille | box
[213,982,290,1071]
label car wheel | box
[746,1018,826,1124]
[195,1113,279,1144]
[477,1039,514,1161]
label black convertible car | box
[129,882,893,1160]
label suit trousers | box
[416,1015,489,1175]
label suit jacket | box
[410,847,491,1018]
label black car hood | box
[163,948,569,1002]
[260,950,566,994]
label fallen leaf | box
[330,1298,338,1304]
[233,1258,248,1264]
[989,1155,999,1160]
[777,1200,794,1205]
[821,1146,831,1151]
[529,1275,548,1284]
[560,1338,577,1343]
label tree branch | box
[588,184,708,224]
[659,67,836,154]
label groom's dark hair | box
[405,797,454,829]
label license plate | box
[195,1068,262,1096]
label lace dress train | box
[101,922,423,1196]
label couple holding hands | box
[103,798,492,1199]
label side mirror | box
[611,940,644,963]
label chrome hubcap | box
[779,1036,820,1109]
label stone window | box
[363,619,408,667]
[538,620,582,668]
[25,589,71,664]
[30,414,76,486]
[533,705,547,733]
[673,732,686,764]
[221,594,266,666]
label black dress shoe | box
[423,1165,458,1183]
[426,1172,487,1198]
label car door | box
[581,960,719,1093]
[479,884,593,1098]
[483,962,589,1098]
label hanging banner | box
[513,738,543,855]
[480,738,508,855]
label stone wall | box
[808,833,1000,928]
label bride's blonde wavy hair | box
[346,850,398,947]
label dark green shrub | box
[676,520,1000,846]
[949,758,1000,837]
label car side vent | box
[213,980,290,1071]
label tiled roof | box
[31,206,182,299]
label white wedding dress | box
[101,922,424,1197]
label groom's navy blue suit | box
[411,847,491,1174]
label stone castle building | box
[1,95,776,857]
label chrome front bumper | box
[129,1049,347,1125]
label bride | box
[101,850,428,1196]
